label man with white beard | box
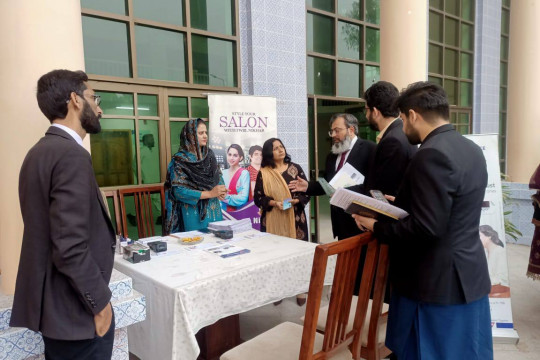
[290,113,375,240]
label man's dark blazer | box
[307,137,376,240]
[374,124,491,305]
[363,119,417,197]
[10,126,116,340]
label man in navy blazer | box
[10,70,116,359]
[354,82,492,359]
[290,113,375,240]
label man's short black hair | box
[36,69,88,122]
[363,81,400,118]
[394,81,449,123]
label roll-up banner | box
[208,94,278,230]
[465,134,519,343]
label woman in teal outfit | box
[164,118,227,233]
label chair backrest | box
[101,189,122,235]
[118,185,165,238]
[300,233,379,360]
[362,243,391,360]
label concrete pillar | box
[380,0,428,91]
[0,1,86,293]
[506,0,540,183]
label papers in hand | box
[329,163,365,188]
[330,188,409,220]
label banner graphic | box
[208,94,277,230]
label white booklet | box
[330,187,409,220]
[329,163,365,189]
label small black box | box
[148,241,167,253]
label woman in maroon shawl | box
[528,163,540,280]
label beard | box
[331,136,352,154]
[80,100,101,134]
[367,113,378,131]
[405,127,421,145]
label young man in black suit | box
[10,70,116,359]
[362,81,417,197]
[354,82,493,359]
[289,113,375,240]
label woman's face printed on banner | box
[227,147,242,167]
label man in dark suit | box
[290,113,375,240]
[10,69,116,359]
[354,82,493,359]
[362,81,417,197]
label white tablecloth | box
[114,230,334,360]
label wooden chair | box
[220,233,379,360]
[118,185,165,238]
[306,243,391,360]
[101,189,123,235]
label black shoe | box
[127,214,137,226]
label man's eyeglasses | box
[328,128,347,137]
[66,93,101,106]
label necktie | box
[337,151,349,172]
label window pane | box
[459,82,472,107]
[81,0,127,15]
[365,0,380,24]
[133,0,184,26]
[337,0,362,20]
[190,0,234,36]
[501,9,510,35]
[500,62,508,86]
[444,17,459,47]
[365,65,380,90]
[429,0,443,10]
[192,35,236,87]
[139,120,161,184]
[429,44,443,74]
[91,119,137,186]
[501,37,509,60]
[307,0,334,12]
[136,26,186,82]
[137,94,158,116]
[445,0,460,16]
[429,11,443,42]
[338,21,362,60]
[444,48,458,77]
[428,76,443,85]
[96,91,134,116]
[365,27,380,62]
[307,56,334,96]
[502,0,510,7]
[461,23,473,51]
[307,13,334,55]
[82,16,131,77]
[444,79,457,105]
[338,62,361,98]
[459,112,470,125]
[460,53,472,79]
[461,0,474,21]
[169,97,188,118]
[170,121,187,156]
[191,98,209,118]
